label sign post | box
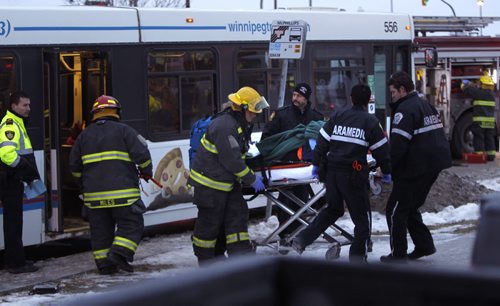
[269,20,308,108]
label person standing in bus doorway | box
[380,72,452,263]
[0,91,40,274]
[462,72,497,161]
[260,83,324,244]
[188,86,269,265]
[291,84,391,263]
[69,95,152,275]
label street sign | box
[269,20,307,59]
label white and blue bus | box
[0,6,413,249]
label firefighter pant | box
[1,177,27,269]
[297,170,371,262]
[88,200,145,269]
[192,183,253,263]
[385,172,439,257]
[471,123,496,159]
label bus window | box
[149,77,179,133]
[147,50,217,140]
[236,48,296,125]
[311,45,366,117]
[0,55,17,117]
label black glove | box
[138,168,152,182]
[15,158,39,183]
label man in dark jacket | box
[261,83,324,241]
[291,84,391,263]
[70,95,153,274]
[189,86,268,265]
[380,72,452,263]
[462,73,497,161]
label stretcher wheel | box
[325,242,341,260]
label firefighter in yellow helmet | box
[462,72,497,161]
[189,86,269,265]
[69,95,153,274]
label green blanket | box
[247,120,325,167]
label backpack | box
[189,116,212,169]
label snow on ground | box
[0,202,482,306]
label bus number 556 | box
[384,21,398,33]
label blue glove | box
[251,176,265,192]
[312,165,320,179]
[381,173,392,184]
[462,80,469,86]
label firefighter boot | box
[108,252,134,272]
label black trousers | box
[471,123,496,157]
[87,200,144,269]
[192,183,252,263]
[1,177,26,269]
[297,170,371,262]
[276,185,310,238]
[385,172,439,257]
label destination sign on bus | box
[268,20,307,59]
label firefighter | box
[462,72,497,161]
[0,91,40,274]
[189,86,269,265]
[261,83,324,241]
[69,95,152,274]
[380,72,452,263]
[291,84,391,263]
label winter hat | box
[294,83,311,100]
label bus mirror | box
[425,48,438,68]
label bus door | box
[42,50,110,233]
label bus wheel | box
[451,111,474,158]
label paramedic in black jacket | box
[261,83,324,241]
[292,84,391,263]
[380,72,452,263]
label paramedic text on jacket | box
[188,86,268,265]
[381,71,452,263]
[292,84,391,263]
[0,91,41,274]
[69,95,153,274]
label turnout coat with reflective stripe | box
[313,105,391,174]
[389,92,452,179]
[463,85,496,129]
[69,117,152,208]
[189,109,256,191]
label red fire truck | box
[414,36,500,157]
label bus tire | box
[451,111,474,158]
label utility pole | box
[477,0,484,36]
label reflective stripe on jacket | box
[0,110,34,167]
[314,105,391,174]
[464,86,497,129]
[69,118,152,208]
[189,109,255,192]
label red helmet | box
[91,95,121,113]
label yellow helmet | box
[228,86,269,114]
[480,73,495,86]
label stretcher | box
[246,158,380,260]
